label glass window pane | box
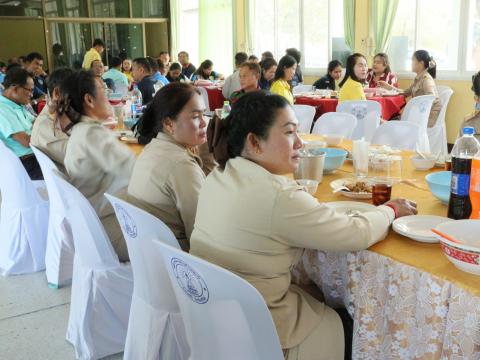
[388,0,416,72]
[178,0,199,66]
[467,0,480,71]
[276,0,300,59]
[330,0,350,67]
[44,0,88,17]
[50,23,92,70]
[105,24,144,62]
[0,0,42,16]
[303,0,329,68]
[253,0,275,58]
[132,0,168,18]
[90,0,129,18]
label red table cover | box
[204,87,225,111]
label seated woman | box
[366,53,398,88]
[258,57,277,91]
[122,58,134,85]
[191,60,224,82]
[127,83,208,251]
[270,55,297,105]
[378,50,442,127]
[313,60,342,91]
[191,91,417,359]
[56,70,135,262]
[458,71,480,140]
[229,62,261,104]
[338,53,368,102]
[166,62,189,83]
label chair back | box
[155,242,284,360]
[292,84,314,94]
[401,95,435,152]
[336,100,381,141]
[312,112,358,139]
[292,104,315,133]
[197,86,211,113]
[371,122,420,150]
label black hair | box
[93,38,105,48]
[274,55,296,81]
[339,53,367,87]
[110,56,122,68]
[26,52,44,63]
[472,71,480,97]
[178,51,189,58]
[19,56,27,63]
[3,67,32,89]
[47,67,74,95]
[146,57,159,72]
[195,60,213,79]
[52,43,64,56]
[373,53,392,75]
[235,52,248,66]
[133,57,152,73]
[239,62,261,76]
[327,60,342,74]
[159,51,169,57]
[413,50,436,79]
[0,61,6,69]
[286,48,301,63]
[260,57,277,72]
[248,55,259,62]
[169,62,182,72]
[137,82,201,144]
[6,63,21,72]
[262,51,274,59]
[225,91,289,162]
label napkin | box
[353,139,369,177]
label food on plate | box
[344,181,372,193]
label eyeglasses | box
[18,85,34,94]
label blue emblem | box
[171,257,209,304]
[351,105,367,120]
[115,204,137,238]
[419,101,428,113]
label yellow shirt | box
[338,77,366,102]
[270,79,294,105]
[82,48,102,70]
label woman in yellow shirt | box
[338,53,368,102]
[270,55,297,105]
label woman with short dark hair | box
[191,60,223,81]
[366,53,398,88]
[166,62,188,83]
[313,60,343,91]
[270,55,297,104]
[259,57,277,91]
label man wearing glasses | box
[0,67,43,180]
[24,52,47,111]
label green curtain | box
[343,0,356,51]
[371,0,399,54]
[199,0,234,75]
[169,0,180,59]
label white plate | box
[325,201,377,215]
[330,178,373,199]
[120,135,138,144]
[392,215,451,243]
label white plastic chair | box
[51,172,133,360]
[197,86,212,115]
[336,100,381,141]
[31,146,74,288]
[0,142,49,276]
[371,122,420,151]
[428,87,453,157]
[292,84,314,94]
[312,112,358,139]
[155,242,284,360]
[105,194,189,360]
[292,104,316,133]
[400,95,435,153]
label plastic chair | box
[292,84,314,94]
[197,87,212,115]
[105,194,189,360]
[428,87,453,157]
[31,146,74,288]
[155,241,284,360]
[336,100,381,141]
[400,95,435,153]
[292,104,316,133]
[312,112,358,139]
[51,172,133,360]
[0,142,49,276]
[371,122,420,151]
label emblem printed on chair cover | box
[171,257,209,304]
[115,204,138,238]
[419,101,428,113]
[351,105,367,120]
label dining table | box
[122,134,479,359]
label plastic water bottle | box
[221,100,231,119]
[130,85,143,120]
[447,127,480,219]
[470,146,480,219]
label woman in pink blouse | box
[366,53,398,89]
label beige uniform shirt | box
[64,116,135,261]
[127,132,206,251]
[31,105,69,173]
[190,157,394,350]
[459,110,480,142]
[403,70,442,127]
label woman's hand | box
[377,81,392,90]
[385,198,418,218]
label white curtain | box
[169,0,180,61]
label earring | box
[255,147,262,154]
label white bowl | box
[296,179,319,195]
[303,140,327,150]
[410,155,436,171]
[323,135,344,147]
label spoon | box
[431,228,463,244]
[333,186,351,193]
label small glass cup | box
[387,155,403,183]
[113,105,125,130]
[372,182,392,206]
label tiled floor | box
[0,271,123,360]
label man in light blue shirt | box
[102,56,129,93]
[146,56,169,86]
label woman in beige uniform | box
[458,71,480,141]
[379,49,441,127]
[190,92,417,359]
[56,70,135,262]
[126,83,208,251]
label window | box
[177,0,200,67]
[90,0,129,18]
[132,0,168,18]
[0,0,42,16]
[253,0,349,72]
[467,0,480,71]
[44,0,88,17]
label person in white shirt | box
[222,52,248,99]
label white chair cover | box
[292,84,314,94]
[31,146,74,288]
[400,95,435,153]
[105,194,189,360]
[197,87,212,114]
[428,87,453,157]
[336,100,381,141]
[292,104,315,133]
[51,173,132,360]
[371,122,420,151]
[312,112,358,139]
[0,142,49,276]
[155,242,284,360]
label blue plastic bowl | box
[309,147,347,173]
[425,171,451,204]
